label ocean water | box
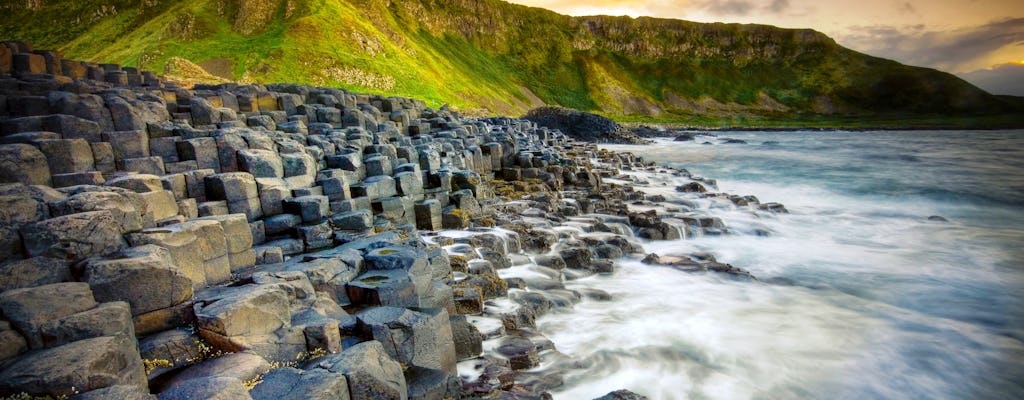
[539,131,1024,399]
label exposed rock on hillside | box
[524,107,648,144]
[2,0,1019,120]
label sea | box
[537,130,1024,399]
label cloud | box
[958,63,1024,96]
[766,0,790,13]
[897,2,915,14]
[834,17,1024,72]
[699,0,754,16]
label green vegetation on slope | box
[2,0,1021,126]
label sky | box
[505,0,1024,96]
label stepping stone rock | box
[249,367,349,400]
[71,384,156,400]
[157,376,252,400]
[38,301,134,348]
[0,143,51,185]
[0,282,98,349]
[0,333,146,398]
[20,210,126,262]
[355,306,457,373]
[312,340,406,400]
[83,245,193,316]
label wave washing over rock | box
[0,42,785,399]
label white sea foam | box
[535,132,1024,399]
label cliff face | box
[0,0,1015,118]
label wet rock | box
[405,366,459,400]
[450,315,483,360]
[675,182,707,193]
[642,253,756,280]
[495,336,539,370]
[453,286,484,315]
[594,389,649,400]
[759,202,788,213]
[455,272,508,300]
[558,247,593,270]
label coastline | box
[0,45,771,400]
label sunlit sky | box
[506,0,1024,95]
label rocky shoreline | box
[0,42,784,400]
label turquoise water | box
[540,131,1024,399]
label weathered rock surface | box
[312,340,407,400]
[0,44,789,400]
[0,333,146,397]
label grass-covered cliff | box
[3,0,1020,125]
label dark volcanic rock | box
[523,106,649,144]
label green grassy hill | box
[2,0,1020,125]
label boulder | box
[449,315,483,360]
[0,282,98,349]
[157,376,252,400]
[594,389,650,400]
[178,138,220,172]
[105,173,164,193]
[163,351,270,390]
[71,385,156,400]
[103,130,150,160]
[0,320,28,362]
[0,256,69,293]
[355,307,456,373]
[39,301,134,348]
[138,327,206,379]
[495,336,539,370]
[558,246,594,270]
[285,257,360,306]
[205,172,259,201]
[0,333,146,398]
[404,367,459,400]
[35,138,94,174]
[675,182,707,193]
[51,190,144,233]
[0,143,50,185]
[47,92,114,132]
[330,209,373,231]
[193,284,292,349]
[83,245,193,316]
[127,224,214,288]
[312,340,407,400]
[350,175,396,201]
[250,367,349,400]
[21,209,126,263]
[283,195,329,223]
[238,149,284,178]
